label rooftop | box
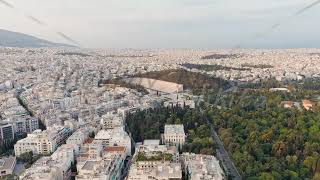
[82,161,97,171]
[104,146,126,153]
[0,157,16,171]
[143,139,160,146]
[164,124,185,134]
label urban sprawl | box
[1,48,320,180]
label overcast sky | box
[1,0,320,48]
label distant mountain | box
[0,29,75,48]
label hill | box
[134,69,231,93]
[0,29,75,48]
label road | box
[120,157,132,180]
[206,119,242,180]
[201,84,242,179]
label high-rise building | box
[0,122,14,145]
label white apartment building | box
[163,124,186,147]
[100,112,123,130]
[66,128,90,156]
[76,160,113,180]
[180,153,224,180]
[77,140,103,163]
[20,144,76,180]
[127,161,182,180]
[59,96,81,109]
[137,139,179,163]
[76,145,126,180]
[94,127,131,156]
[19,146,74,180]
[77,147,126,180]
[14,129,58,156]
[14,126,72,156]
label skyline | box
[0,0,320,48]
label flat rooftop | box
[82,161,97,171]
[0,157,16,171]
[164,124,185,134]
[104,146,126,153]
[143,139,160,146]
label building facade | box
[0,122,14,145]
[163,124,186,147]
[94,127,131,156]
[127,161,182,180]
[14,126,72,156]
[180,153,224,180]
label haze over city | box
[1,0,320,48]
[1,1,320,180]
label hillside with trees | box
[135,69,231,94]
[182,63,249,71]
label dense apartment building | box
[66,128,90,156]
[0,122,14,145]
[77,140,104,163]
[19,144,75,180]
[14,126,72,156]
[180,153,224,180]
[100,112,123,130]
[0,116,38,146]
[94,127,131,156]
[127,161,182,180]
[76,141,126,180]
[77,157,123,180]
[10,116,39,135]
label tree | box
[258,172,274,180]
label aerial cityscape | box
[1,0,320,180]
[0,47,320,180]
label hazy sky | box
[1,0,320,48]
